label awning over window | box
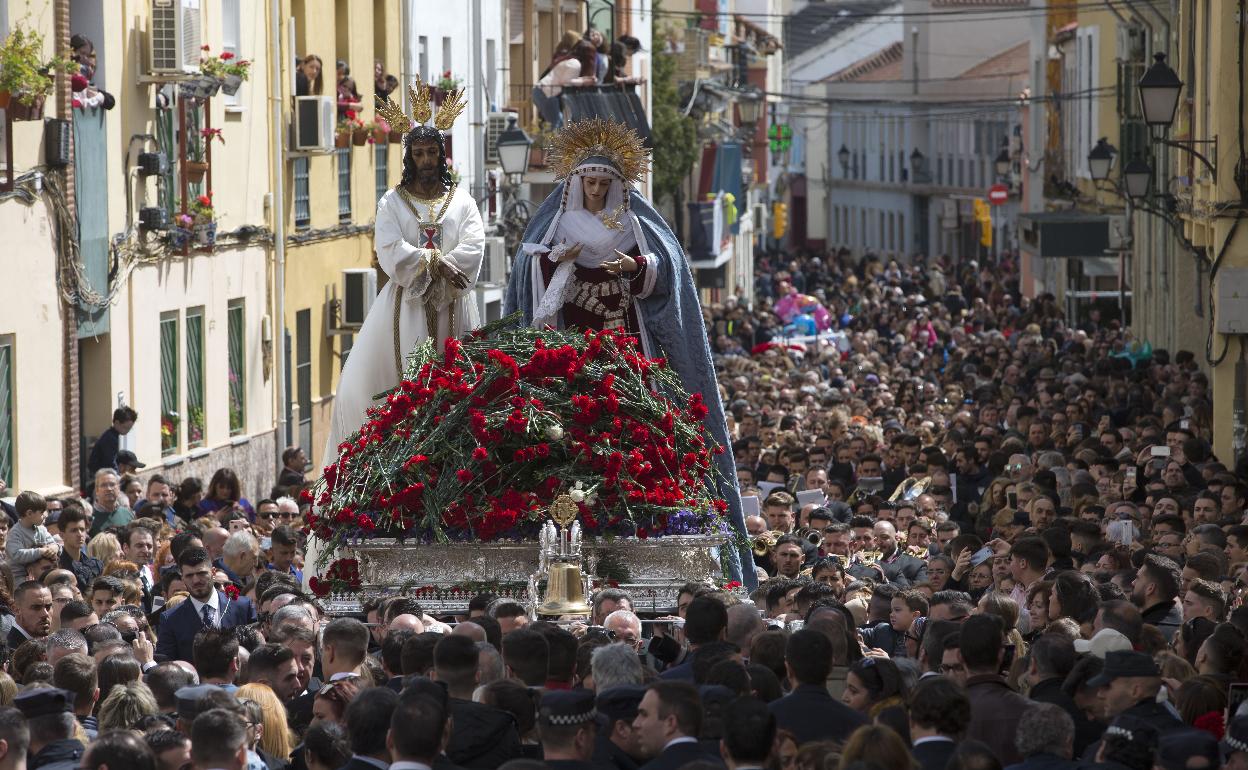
[561,86,652,147]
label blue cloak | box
[504,185,753,589]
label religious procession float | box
[303,319,741,616]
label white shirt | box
[189,591,222,626]
[912,736,955,746]
[391,763,434,770]
[663,737,698,751]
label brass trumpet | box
[752,530,784,557]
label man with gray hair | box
[271,603,316,632]
[477,641,505,686]
[45,629,88,666]
[90,469,133,536]
[219,531,259,585]
[604,609,643,651]
[593,588,633,625]
[591,643,644,691]
[1014,702,1075,767]
[726,603,766,652]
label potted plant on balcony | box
[189,192,217,248]
[0,23,75,120]
[186,127,222,184]
[433,70,461,105]
[337,110,362,148]
[372,118,391,144]
[169,213,195,251]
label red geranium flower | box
[223,584,240,600]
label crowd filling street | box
[0,245,1243,770]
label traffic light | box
[772,201,788,239]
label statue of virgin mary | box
[504,119,754,588]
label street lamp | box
[736,89,763,126]
[1137,53,1184,129]
[1122,156,1153,200]
[1088,138,1116,181]
[838,144,851,172]
[495,116,533,179]
[909,148,926,177]
[994,139,1011,178]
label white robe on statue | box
[309,184,483,588]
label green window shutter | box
[186,311,205,448]
[228,302,246,435]
[160,315,180,456]
[0,341,12,486]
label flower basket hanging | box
[9,94,44,121]
[352,127,369,146]
[221,74,243,95]
[186,161,209,184]
[389,130,404,142]
[335,131,351,148]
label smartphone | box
[1228,683,1248,722]
[1007,491,1018,508]
[1125,466,1137,485]
[1181,419,1191,431]
[260,537,272,550]
[1151,445,1171,457]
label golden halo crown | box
[374,76,467,135]
[548,118,648,187]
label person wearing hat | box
[15,688,81,770]
[538,690,601,770]
[1157,728,1221,770]
[1222,715,1248,770]
[594,686,645,770]
[115,449,145,476]
[1080,651,1184,761]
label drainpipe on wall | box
[270,0,288,473]
[56,0,81,493]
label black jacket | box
[594,733,640,770]
[447,697,522,769]
[1027,677,1102,755]
[1080,699,1185,762]
[638,741,723,770]
[30,739,84,770]
[768,684,868,745]
[911,739,957,770]
[58,549,103,594]
[1140,600,1183,642]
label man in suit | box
[768,629,867,745]
[120,524,156,614]
[907,677,969,770]
[8,580,53,652]
[632,681,724,770]
[387,688,454,770]
[156,547,255,663]
[341,687,399,770]
[189,707,248,770]
[720,697,774,770]
[537,690,601,770]
[594,686,645,770]
[871,520,928,587]
[660,596,728,681]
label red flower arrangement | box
[309,558,362,597]
[305,320,729,578]
[223,584,240,600]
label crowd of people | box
[0,245,1243,770]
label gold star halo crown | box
[374,76,467,135]
[548,118,648,187]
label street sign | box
[988,184,1009,205]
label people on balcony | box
[374,59,398,99]
[603,41,645,87]
[584,27,609,82]
[295,54,324,96]
[70,34,115,110]
[336,60,363,116]
[534,40,599,127]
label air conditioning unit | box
[293,96,336,153]
[149,0,202,76]
[485,112,511,165]
[341,268,378,328]
[479,237,508,285]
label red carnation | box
[456,469,475,483]
[220,51,235,60]
[472,447,489,461]
[224,584,240,600]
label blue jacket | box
[156,590,255,662]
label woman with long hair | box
[296,53,324,96]
[1047,571,1099,637]
[238,683,296,766]
[841,657,906,718]
[198,468,254,519]
[97,681,159,730]
[837,724,916,770]
[87,532,122,565]
[172,477,203,522]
